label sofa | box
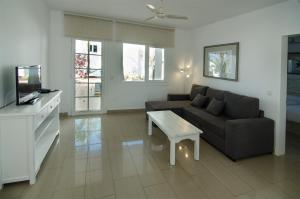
[145,84,274,160]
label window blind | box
[64,14,175,48]
[64,14,113,41]
[115,21,175,48]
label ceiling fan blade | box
[146,4,156,12]
[166,14,188,20]
[145,16,156,21]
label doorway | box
[74,39,102,113]
[286,35,300,154]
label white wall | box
[48,10,192,114]
[103,30,192,111]
[0,0,49,108]
[190,0,300,155]
[48,10,73,114]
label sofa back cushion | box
[190,84,208,100]
[224,92,259,119]
[206,88,225,102]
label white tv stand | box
[0,91,62,188]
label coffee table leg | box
[194,136,200,160]
[170,139,176,165]
[148,117,152,136]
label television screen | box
[16,65,42,105]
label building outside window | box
[123,43,165,82]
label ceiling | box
[44,0,287,29]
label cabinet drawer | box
[55,96,60,106]
[48,101,56,113]
[34,107,48,128]
[48,96,60,113]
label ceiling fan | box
[145,0,188,21]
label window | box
[123,43,165,82]
[123,43,145,81]
[149,47,165,80]
[75,40,102,112]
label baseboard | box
[59,109,145,116]
[2,176,29,184]
[107,108,145,114]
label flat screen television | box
[15,65,42,105]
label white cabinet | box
[0,91,62,188]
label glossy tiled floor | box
[1,112,300,199]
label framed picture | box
[203,42,239,81]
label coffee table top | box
[147,110,203,138]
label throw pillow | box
[206,98,224,116]
[191,94,208,108]
[190,85,208,100]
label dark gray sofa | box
[145,84,274,160]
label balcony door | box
[74,39,102,113]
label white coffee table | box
[147,110,203,165]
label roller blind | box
[64,14,113,41]
[115,22,175,48]
[64,14,175,48]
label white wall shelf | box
[0,91,62,188]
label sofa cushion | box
[224,92,259,119]
[145,100,192,117]
[190,84,208,100]
[145,100,191,111]
[206,88,225,102]
[191,94,208,108]
[206,98,225,116]
[183,106,229,138]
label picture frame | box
[203,42,239,81]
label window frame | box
[148,46,165,81]
[122,43,166,83]
[73,39,103,113]
[122,43,146,82]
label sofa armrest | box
[225,118,274,160]
[167,94,190,101]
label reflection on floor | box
[1,112,300,199]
